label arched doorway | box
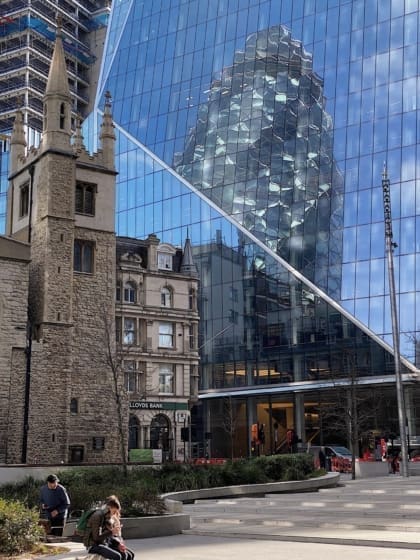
[150,414,172,461]
[128,415,139,450]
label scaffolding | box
[0,0,110,134]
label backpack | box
[74,508,97,539]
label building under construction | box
[0,0,110,139]
[0,0,110,232]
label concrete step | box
[183,476,420,548]
[183,525,420,549]
[186,498,420,514]
[186,506,420,521]
[189,514,420,533]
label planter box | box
[161,472,340,502]
[63,513,190,540]
[122,514,190,538]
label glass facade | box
[90,0,420,455]
[0,140,8,233]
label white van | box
[307,445,352,472]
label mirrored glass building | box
[89,0,420,457]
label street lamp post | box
[382,166,409,477]
[22,164,35,463]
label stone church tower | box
[5,18,121,464]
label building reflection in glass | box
[175,25,343,299]
[195,231,403,392]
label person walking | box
[319,446,326,470]
[39,474,70,536]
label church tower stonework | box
[6,18,121,464]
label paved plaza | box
[43,475,420,560]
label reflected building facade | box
[87,0,420,456]
[174,24,343,299]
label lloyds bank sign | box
[129,401,188,410]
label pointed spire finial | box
[73,113,85,154]
[56,13,63,35]
[181,235,198,277]
[99,91,116,168]
[10,104,27,171]
[11,105,26,144]
[382,161,388,180]
[42,11,72,151]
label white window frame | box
[159,322,174,348]
[159,365,174,394]
[123,317,136,345]
[124,361,139,392]
[158,252,173,270]
[124,281,136,303]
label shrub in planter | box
[0,476,40,508]
[155,464,212,493]
[0,498,43,556]
[116,487,166,517]
[240,454,314,482]
[280,453,315,479]
[239,459,271,484]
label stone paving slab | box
[39,534,420,560]
[189,511,420,531]
[182,528,420,549]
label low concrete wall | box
[354,461,389,478]
[162,472,340,503]
[63,514,190,540]
[408,462,420,476]
[122,514,190,538]
[0,466,66,484]
[0,464,157,485]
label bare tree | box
[221,396,239,460]
[316,350,384,480]
[100,307,161,471]
[101,307,129,475]
[404,331,420,368]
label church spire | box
[181,233,198,277]
[42,14,72,152]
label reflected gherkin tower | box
[175,25,343,299]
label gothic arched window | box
[60,103,66,129]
